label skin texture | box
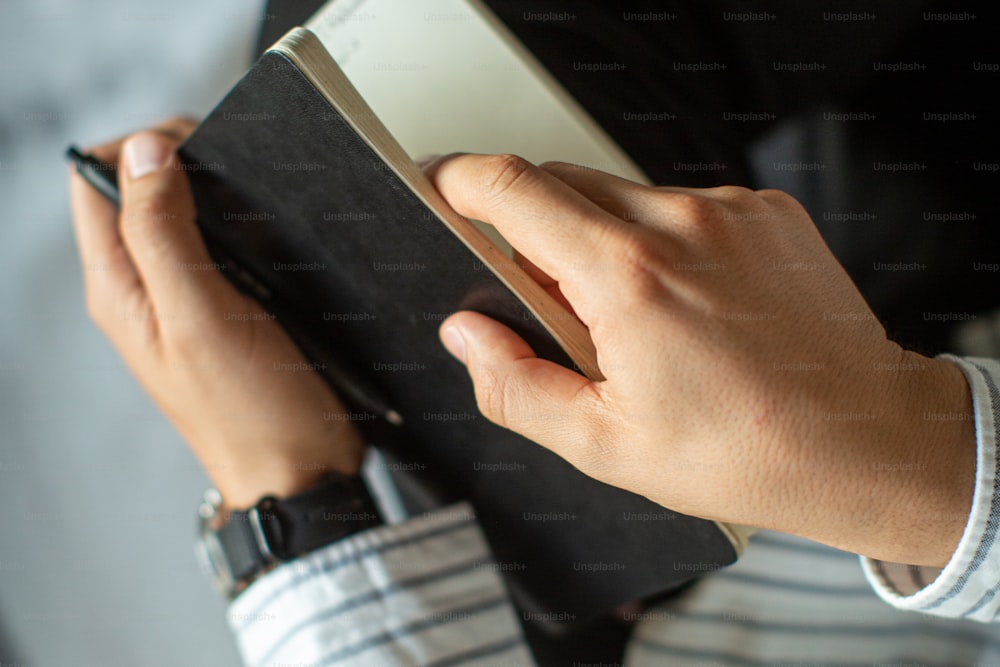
[69,124,975,566]
[429,154,976,567]
[69,120,363,511]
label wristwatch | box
[196,472,383,599]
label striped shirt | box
[225,355,1000,665]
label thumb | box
[118,131,229,314]
[440,311,600,460]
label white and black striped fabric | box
[225,355,1000,666]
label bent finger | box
[440,311,610,468]
[427,153,626,286]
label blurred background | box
[0,1,261,665]
[2,1,999,665]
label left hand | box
[69,119,365,510]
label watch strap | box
[218,474,382,584]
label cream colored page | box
[305,0,648,183]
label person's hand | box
[429,154,975,567]
[69,118,364,510]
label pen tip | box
[385,410,404,426]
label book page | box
[305,0,648,183]
[271,24,744,550]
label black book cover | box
[178,46,738,626]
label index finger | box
[426,153,624,284]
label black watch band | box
[197,473,382,598]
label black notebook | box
[178,25,747,627]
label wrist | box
[197,469,382,599]
[203,437,366,512]
[177,401,367,512]
[793,348,975,566]
[880,352,976,565]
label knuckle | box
[665,191,739,246]
[473,364,512,427]
[479,153,536,206]
[669,192,722,227]
[120,198,177,252]
[122,196,174,229]
[756,187,806,213]
[472,360,543,432]
[713,184,757,203]
[754,187,793,203]
[607,230,667,301]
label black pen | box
[65,144,403,426]
[66,146,120,207]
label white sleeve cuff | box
[226,502,533,667]
[861,355,1000,622]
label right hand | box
[68,118,365,510]
[429,154,975,567]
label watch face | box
[196,511,236,598]
[192,476,381,600]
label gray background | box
[0,2,263,665]
[3,3,999,666]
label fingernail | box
[441,325,467,364]
[414,153,441,169]
[125,133,171,180]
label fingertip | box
[440,311,500,365]
[439,322,467,364]
[440,311,538,367]
[418,151,471,185]
[122,132,174,181]
[440,311,594,446]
